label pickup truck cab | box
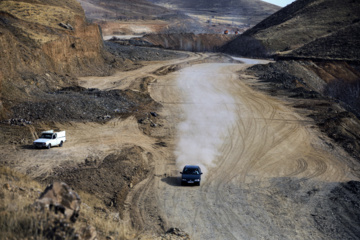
[33,130,66,149]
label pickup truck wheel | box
[59,141,63,147]
[47,144,51,149]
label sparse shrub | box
[324,78,360,116]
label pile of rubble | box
[3,118,32,126]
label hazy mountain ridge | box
[148,0,280,30]
[77,0,280,35]
[78,0,175,20]
[148,0,279,18]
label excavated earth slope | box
[112,33,237,52]
[0,0,121,118]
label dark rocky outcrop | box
[129,33,237,52]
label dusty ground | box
[134,60,360,239]
[247,61,360,162]
[1,52,360,239]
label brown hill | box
[78,0,202,35]
[78,0,173,20]
[221,0,360,59]
[78,0,280,36]
[148,0,280,28]
[0,0,116,118]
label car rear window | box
[183,168,200,174]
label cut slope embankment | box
[0,0,120,118]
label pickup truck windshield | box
[40,134,52,139]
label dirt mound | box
[45,146,152,218]
[10,86,160,123]
[105,41,188,62]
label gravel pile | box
[11,86,159,122]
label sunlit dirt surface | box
[1,54,359,239]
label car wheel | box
[47,144,51,149]
[197,182,200,186]
[59,141,63,147]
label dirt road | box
[1,53,359,239]
[129,60,359,239]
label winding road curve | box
[134,58,358,239]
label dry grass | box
[0,166,49,239]
[0,166,133,239]
[0,0,78,43]
[0,1,75,29]
[78,190,136,239]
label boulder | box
[79,225,97,240]
[35,182,81,222]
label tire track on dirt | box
[124,57,357,239]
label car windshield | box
[40,134,52,139]
[183,168,200,175]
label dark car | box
[180,165,202,186]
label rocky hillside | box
[0,0,119,118]
[78,0,174,20]
[222,0,360,58]
[148,0,280,29]
[220,0,360,107]
[77,0,202,35]
[77,0,280,36]
[287,21,360,61]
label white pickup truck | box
[33,130,66,149]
